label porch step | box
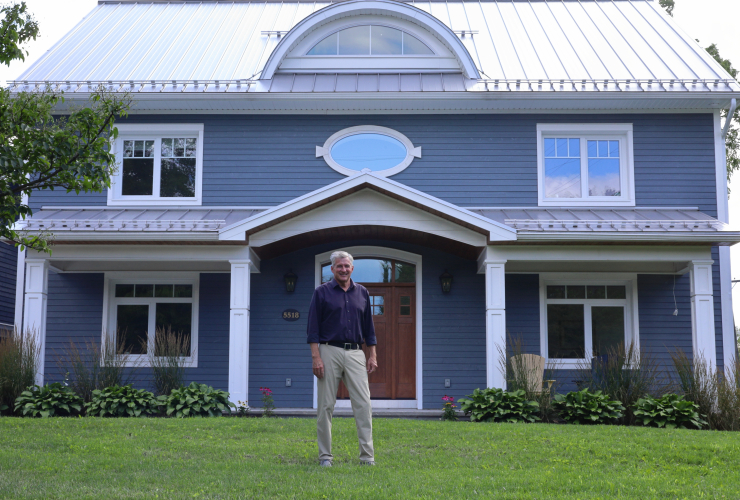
[249,408,467,420]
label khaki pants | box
[317,344,374,463]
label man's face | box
[331,257,354,283]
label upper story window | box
[109,124,203,206]
[307,25,434,56]
[537,124,635,207]
[316,125,421,177]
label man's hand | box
[367,345,378,374]
[310,343,324,379]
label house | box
[8,0,740,409]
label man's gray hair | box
[330,250,354,266]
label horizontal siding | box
[44,273,230,394]
[0,242,17,326]
[29,113,718,215]
[505,274,540,356]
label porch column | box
[22,259,48,386]
[689,259,717,369]
[485,260,507,389]
[229,260,251,404]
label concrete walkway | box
[250,408,467,420]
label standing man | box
[307,250,378,467]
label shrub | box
[0,328,40,413]
[14,383,83,417]
[633,394,707,429]
[57,335,137,403]
[85,385,160,417]
[148,328,192,396]
[458,388,539,423]
[715,358,740,431]
[553,389,624,425]
[163,382,235,418]
[576,341,664,425]
[499,335,560,422]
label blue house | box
[9,0,740,409]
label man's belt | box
[321,341,362,350]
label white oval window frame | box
[315,125,421,177]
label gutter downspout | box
[722,98,737,139]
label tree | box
[660,1,739,192]
[0,2,131,253]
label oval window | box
[317,126,421,177]
[331,133,407,172]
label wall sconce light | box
[439,270,453,293]
[284,270,298,293]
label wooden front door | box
[337,284,416,400]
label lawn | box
[0,417,739,499]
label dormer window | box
[307,25,433,56]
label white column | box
[485,260,507,389]
[14,246,26,329]
[22,259,48,386]
[689,259,717,370]
[229,260,251,405]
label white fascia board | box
[218,172,516,242]
[482,245,712,264]
[26,232,221,242]
[35,244,253,263]
[515,232,740,244]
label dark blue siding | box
[0,242,17,327]
[29,113,718,213]
[248,239,485,409]
[505,274,540,355]
[44,273,229,392]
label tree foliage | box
[0,2,131,252]
[0,1,38,65]
[658,0,674,17]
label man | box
[307,250,378,467]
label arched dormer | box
[260,0,480,80]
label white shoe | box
[319,460,332,467]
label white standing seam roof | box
[9,0,739,95]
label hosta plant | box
[163,382,235,418]
[458,388,539,423]
[14,383,83,417]
[85,385,160,417]
[553,389,624,425]
[633,394,707,430]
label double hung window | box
[537,124,634,207]
[541,277,636,368]
[110,124,203,206]
[107,276,199,367]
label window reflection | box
[330,133,407,171]
[308,25,433,56]
[321,258,416,284]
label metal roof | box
[10,0,739,95]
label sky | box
[3,0,740,318]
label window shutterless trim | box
[102,272,200,368]
[108,124,204,206]
[536,123,635,207]
[538,273,639,369]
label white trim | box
[316,125,421,177]
[14,246,25,330]
[538,273,639,370]
[260,0,480,80]
[313,246,423,410]
[108,123,204,207]
[104,272,200,368]
[23,259,49,385]
[536,123,636,207]
[714,111,737,368]
[689,260,718,369]
[219,172,515,242]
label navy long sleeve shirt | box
[306,278,377,346]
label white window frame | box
[103,272,200,368]
[536,123,635,207]
[306,24,435,57]
[316,125,421,177]
[539,273,639,369]
[108,124,204,206]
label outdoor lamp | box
[284,270,298,293]
[439,270,453,293]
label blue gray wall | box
[0,242,17,327]
[248,238,485,409]
[44,272,230,393]
[29,113,718,215]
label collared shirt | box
[306,278,377,346]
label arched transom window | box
[307,25,434,56]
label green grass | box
[1,417,739,499]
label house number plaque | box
[282,309,300,321]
